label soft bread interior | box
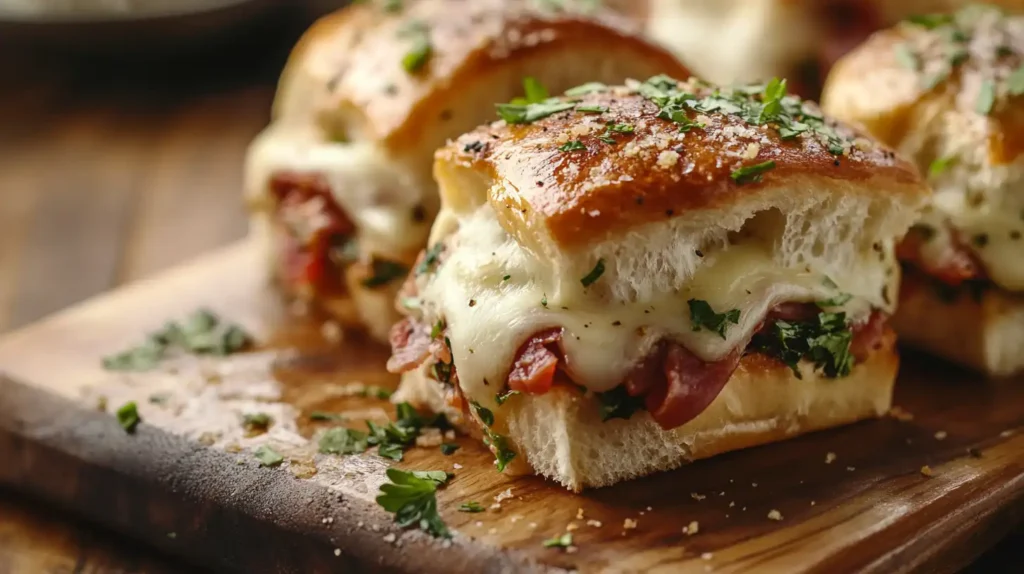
[436,164,918,309]
[399,337,897,491]
[894,274,1024,377]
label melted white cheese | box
[417,204,889,412]
[245,125,432,259]
[927,192,1024,292]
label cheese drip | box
[245,125,433,260]
[415,204,891,413]
[921,191,1024,292]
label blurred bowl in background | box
[0,0,310,60]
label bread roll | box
[823,3,1024,375]
[244,0,688,342]
[389,75,928,489]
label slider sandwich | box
[823,4,1024,376]
[244,0,688,342]
[388,75,928,490]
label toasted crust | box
[396,332,898,491]
[273,0,685,153]
[821,5,1024,167]
[439,78,925,250]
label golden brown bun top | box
[439,76,925,249]
[822,4,1024,166]
[273,0,682,151]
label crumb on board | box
[383,533,396,543]
[690,492,706,501]
[934,430,948,440]
[444,430,456,440]
[825,452,837,464]
[684,520,699,535]
[453,463,463,470]
[586,519,602,528]
[494,488,514,503]
[415,428,443,447]
[566,522,579,532]
[889,406,914,421]
[623,518,638,530]
[768,509,783,521]
[920,465,934,477]
[1001,430,1015,438]
[321,320,342,344]
[701,552,713,560]
[846,466,856,472]
[333,549,341,557]
[576,508,585,520]
[810,500,816,506]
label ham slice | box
[386,318,433,373]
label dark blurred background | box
[0,0,1021,571]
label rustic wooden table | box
[0,5,1021,574]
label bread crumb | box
[576,508,585,520]
[475,521,483,527]
[444,430,456,440]
[768,509,783,521]
[356,521,363,528]
[751,482,757,488]
[690,492,706,501]
[623,518,638,530]
[321,321,342,344]
[743,143,760,159]
[565,546,578,554]
[846,466,856,472]
[934,431,948,440]
[920,465,934,477]
[529,522,537,528]
[1001,430,1015,437]
[383,533,396,543]
[488,528,497,535]
[371,524,380,532]
[586,519,602,528]
[811,500,816,506]
[494,488,514,503]
[825,452,837,464]
[510,515,522,523]
[566,522,579,532]
[415,428,443,447]
[453,463,463,469]
[701,552,713,560]
[646,506,652,511]
[729,501,735,507]
[490,503,502,510]
[657,149,680,168]
[333,549,341,557]
[685,520,699,535]
[889,406,914,421]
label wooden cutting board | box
[2,240,1024,574]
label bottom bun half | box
[394,331,898,491]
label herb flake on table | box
[376,468,452,538]
[459,501,485,513]
[101,308,252,371]
[254,445,284,467]
[116,401,141,433]
[543,532,573,548]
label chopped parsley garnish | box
[580,258,606,287]
[416,243,445,275]
[564,82,607,96]
[752,311,854,379]
[242,413,272,433]
[399,21,432,73]
[894,44,920,70]
[102,308,251,371]
[459,501,485,513]
[638,75,846,154]
[929,155,956,178]
[976,79,996,115]
[520,76,549,104]
[254,445,284,467]
[360,385,394,400]
[472,401,495,426]
[440,443,460,455]
[430,319,445,339]
[688,299,741,339]
[559,140,586,152]
[543,532,573,548]
[730,160,776,185]
[361,259,408,288]
[576,104,608,113]
[309,411,346,422]
[318,427,369,455]
[1009,64,1024,96]
[817,293,853,308]
[496,100,575,124]
[906,13,954,29]
[376,468,451,539]
[596,385,645,421]
[495,389,521,406]
[484,429,516,472]
[116,401,140,433]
